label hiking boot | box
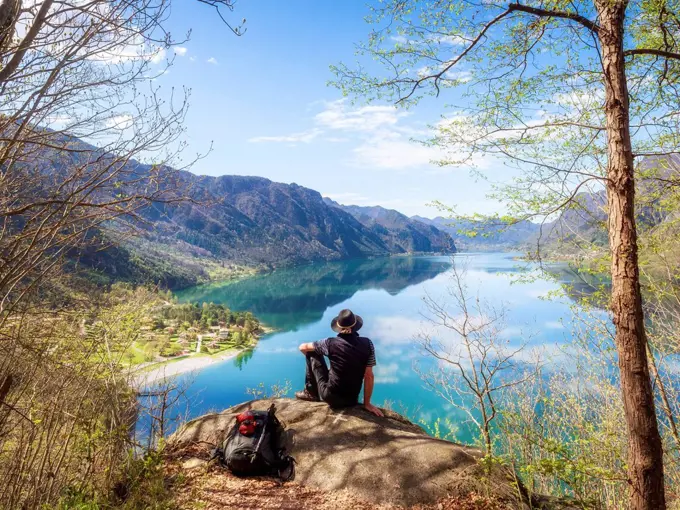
[295,390,320,402]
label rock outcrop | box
[170,398,525,508]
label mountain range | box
[138,151,680,287]
[44,136,456,288]
[141,176,455,266]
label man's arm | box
[363,366,384,417]
[298,342,316,353]
[300,338,330,355]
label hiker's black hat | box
[331,309,363,334]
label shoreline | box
[131,326,274,389]
[132,348,245,388]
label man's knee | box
[306,352,327,371]
[305,351,324,362]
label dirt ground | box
[164,445,511,510]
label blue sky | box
[153,1,513,217]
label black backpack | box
[212,404,295,481]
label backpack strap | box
[209,446,224,463]
[277,453,296,481]
[266,403,296,481]
[251,409,272,463]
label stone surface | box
[170,398,524,508]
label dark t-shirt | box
[313,333,376,403]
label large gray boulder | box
[170,398,525,507]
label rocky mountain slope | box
[146,175,395,266]
[542,190,608,250]
[324,199,456,254]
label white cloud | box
[365,316,423,345]
[323,192,373,205]
[150,48,166,64]
[258,347,300,354]
[553,89,605,110]
[314,99,408,132]
[105,114,133,130]
[366,312,538,371]
[189,56,196,62]
[248,128,322,144]
[207,57,218,65]
[444,70,472,83]
[417,66,432,78]
[46,113,73,129]
[246,98,454,170]
[19,5,168,67]
[435,35,468,46]
[147,69,170,81]
[174,46,188,57]
[88,41,166,65]
[352,134,439,170]
[317,100,448,170]
[374,363,400,384]
[526,289,550,299]
[500,326,524,338]
[391,34,468,46]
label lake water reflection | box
[175,253,603,442]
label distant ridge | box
[323,198,456,254]
[412,215,540,251]
[414,152,680,254]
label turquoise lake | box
[173,252,605,443]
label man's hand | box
[364,403,384,417]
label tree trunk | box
[595,2,666,508]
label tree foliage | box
[332,0,680,229]
[333,1,680,507]
[0,0,243,506]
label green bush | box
[161,343,183,357]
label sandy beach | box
[132,349,242,388]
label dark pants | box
[304,353,355,408]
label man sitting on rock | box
[295,309,384,417]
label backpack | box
[212,403,295,481]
